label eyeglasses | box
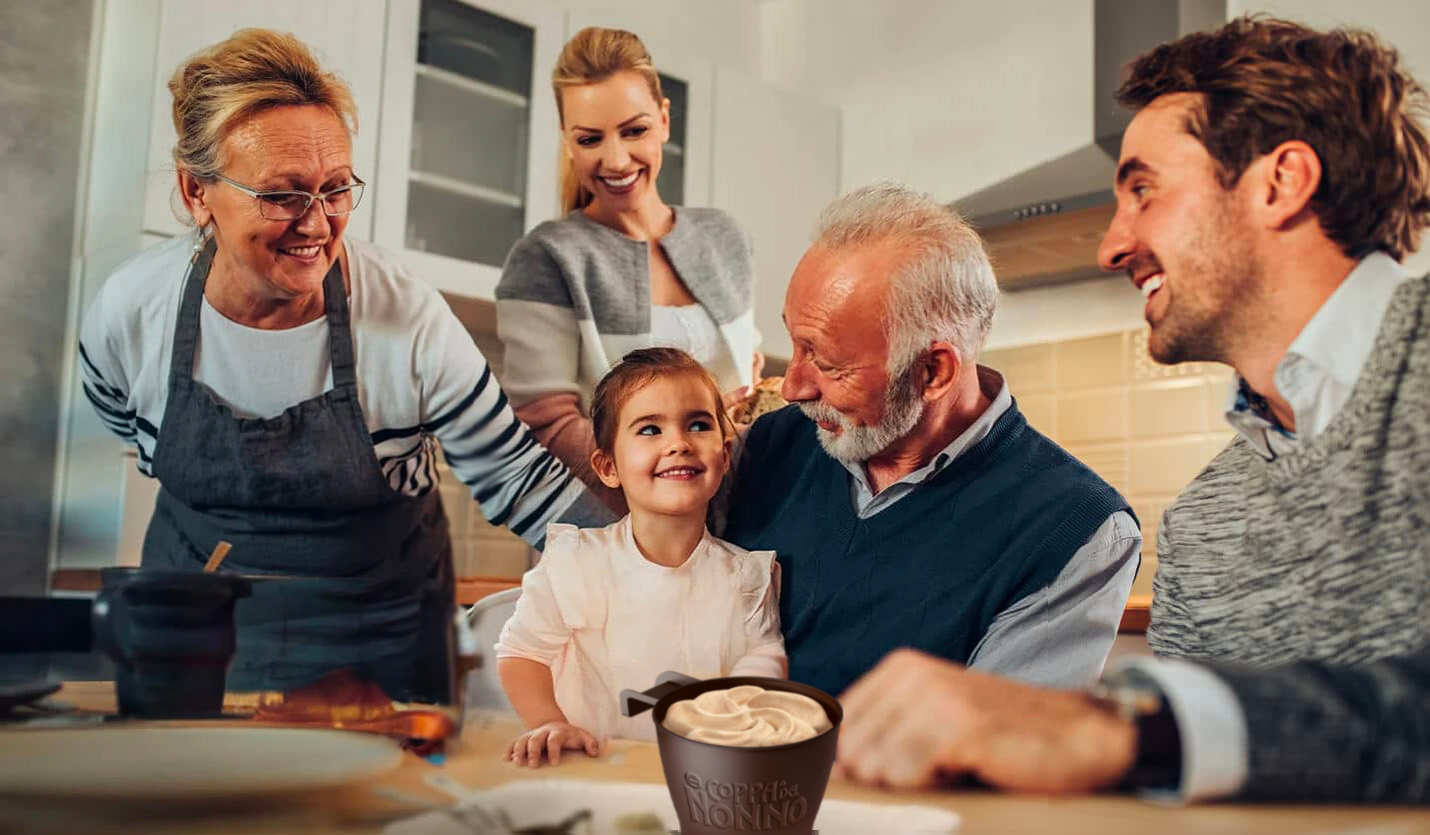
[215,174,366,221]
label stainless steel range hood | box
[955,0,1226,290]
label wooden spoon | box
[203,540,233,573]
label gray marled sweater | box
[1149,275,1430,665]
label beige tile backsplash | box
[983,326,1236,598]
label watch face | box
[1095,669,1167,717]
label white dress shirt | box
[837,366,1142,688]
[1136,251,1410,800]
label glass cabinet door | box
[656,72,688,206]
[406,0,534,267]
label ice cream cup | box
[621,672,841,835]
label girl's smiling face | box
[592,373,730,519]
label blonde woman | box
[496,27,762,509]
[77,29,605,690]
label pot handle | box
[619,671,701,717]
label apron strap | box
[322,250,358,390]
[169,236,216,380]
[168,237,355,389]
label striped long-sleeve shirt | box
[78,235,588,546]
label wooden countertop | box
[2,684,1426,835]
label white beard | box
[798,370,925,464]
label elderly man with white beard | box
[722,183,1141,699]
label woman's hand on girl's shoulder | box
[504,721,601,767]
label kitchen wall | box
[982,333,1236,598]
[758,0,1430,350]
[0,0,95,594]
[564,0,764,77]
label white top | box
[648,303,728,368]
[1225,251,1409,459]
[195,297,332,419]
[78,235,584,546]
[494,517,787,742]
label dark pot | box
[621,672,842,835]
[93,568,251,718]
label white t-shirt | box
[495,517,786,742]
[649,303,728,368]
[195,297,332,419]
[78,235,583,546]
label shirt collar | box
[1224,379,1292,460]
[839,365,1012,492]
[1284,251,1407,392]
[1225,251,1408,458]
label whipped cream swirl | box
[662,686,832,747]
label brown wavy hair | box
[1116,15,1430,260]
[552,27,664,215]
[590,347,732,456]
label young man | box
[833,15,1430,802]
[1098,17,1430,667]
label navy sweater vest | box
[724,404,1131,697]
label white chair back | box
[463,587,521,713]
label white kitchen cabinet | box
[138,0,387,241]
[374,0,565,299]
[710,67,842,361]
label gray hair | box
[812,182,999,376]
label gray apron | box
[142,239,455,702]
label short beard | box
[1147,195,1261,366]
[799,362,926,464]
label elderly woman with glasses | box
[78,29,605,694]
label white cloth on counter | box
[495,517,787,742]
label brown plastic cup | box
[621,672,841,835]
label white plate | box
[0,725,403,800]
[384,778,960,834]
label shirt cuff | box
[729,654,786,680]
[1111,656,1249,802]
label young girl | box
[496,348,785,766]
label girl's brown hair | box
[551,27,664,215]
[168,28,357,186]
[589,347,732,455]
[1117,15,1430,260]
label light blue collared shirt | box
[1226,251,1409,459]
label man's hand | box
[836,649,1137,793]
[504,721,601,767]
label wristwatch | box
[1088,667,1183,791]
